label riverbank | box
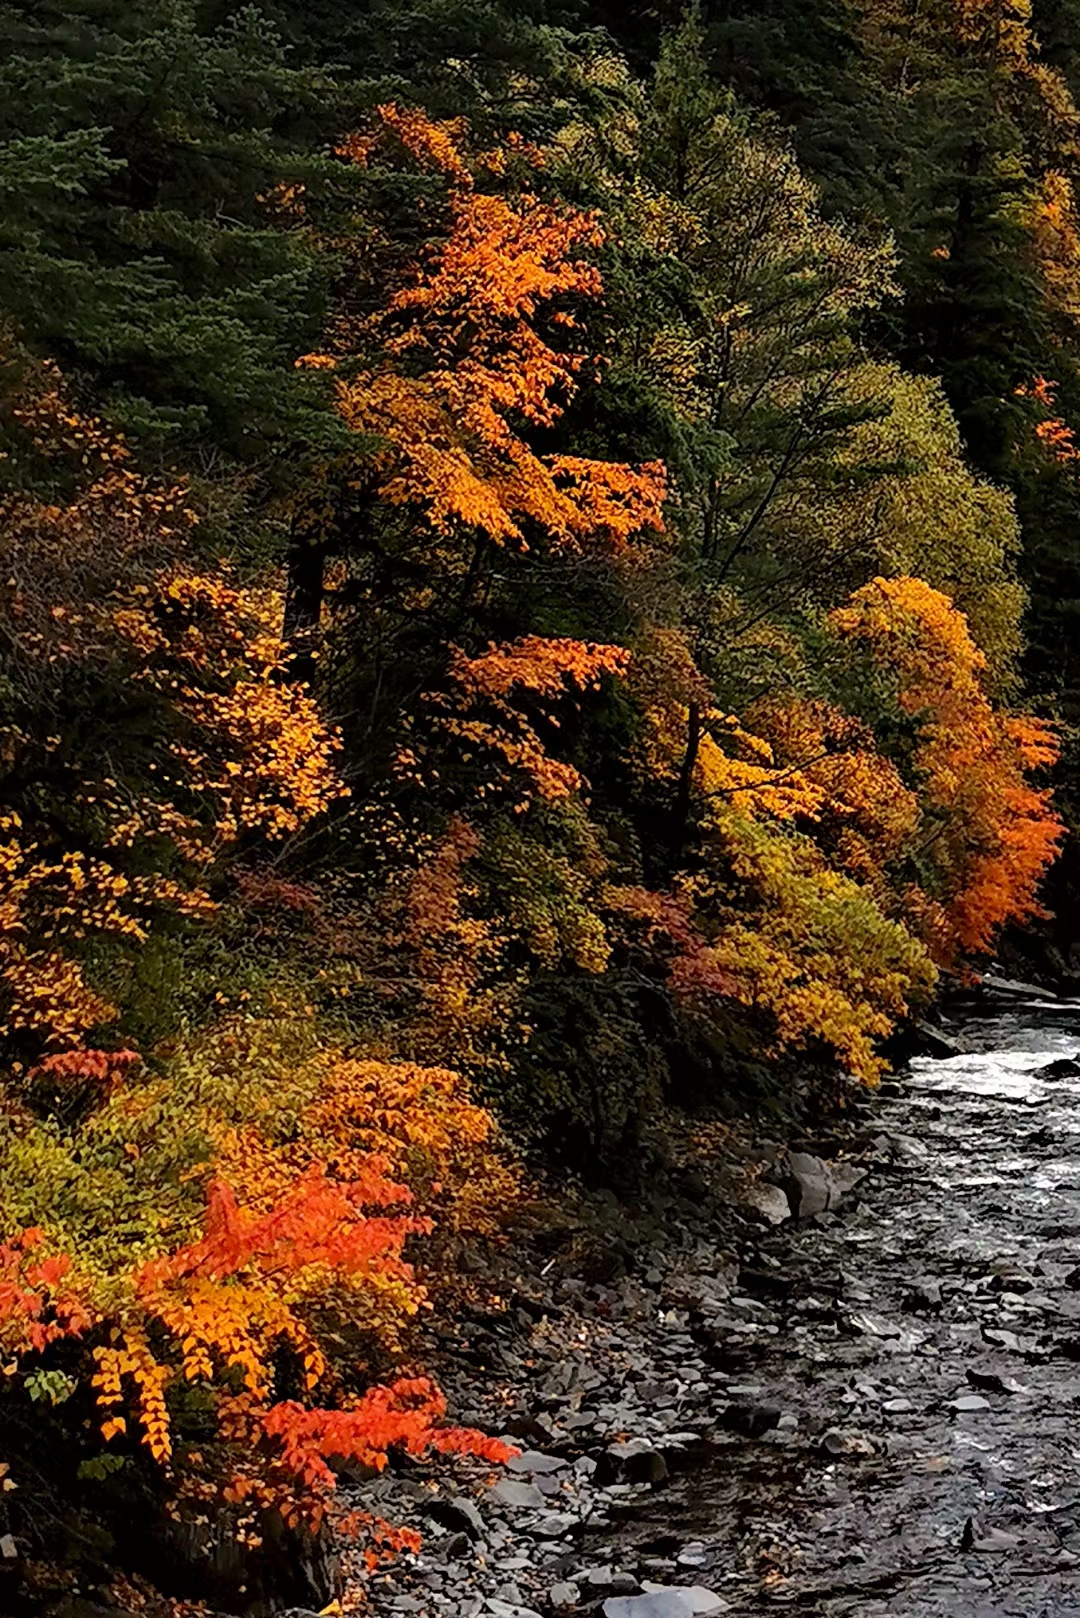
[17,985,1080,1618]
[340,988,1080,1618]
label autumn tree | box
[286,104,664,761]
[0,342,345,1052]
[830,575,1063,958]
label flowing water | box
[623,992,1080,1614]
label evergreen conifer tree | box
[0,0,345,462]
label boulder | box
[427,1495,486,1540]
[785,1152,866,1219]
[913,1021,966,1059]
[961,1516,1020,1553]
[720,1401,782,1439]
[594,1439,669,1486]
[1035,1056,1080,1080]
[742,1183,791,1226]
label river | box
[354,991,1080,1617]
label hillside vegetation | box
[0,0,1075,1608]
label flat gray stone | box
[641,1586,729,1615]
[951,1393,991,1412]
[603,1596,693,1618]
[530,1511,579,1538]
[507,1449,568,1475]
[490,1479,546,1510]
[681,1593,729,1616]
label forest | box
[1,0,1079,1612]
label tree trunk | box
[283,531,327,686]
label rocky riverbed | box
[338,988,1080,1618]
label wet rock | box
[877,1131,930,1165]
[950,1393,990,1413]
[786,1152,866,1219]
[845,1310,902,1339]
[913,1021,967,1059]
[594,1439,669,1486]
[981,1324,1027,1352]
[507,1450,569,1476]
[720,1401,782,1438]
[614,1573,645,1594]
[961,1517,1021,1553]
[820,1429,875,1457]
[491,1479,547,1510]
[742,1183,791,1226]
[988,1264,1036,1293]
[737,1267,795,1301]
[903,1279,942,1313]
[676,1543,713,1569]
[532,1512,580,1539]
[428,1496,487,1541]
[966,1368,1028,1394]
[1035,1056,1080,1079]
[979,973,1053,999]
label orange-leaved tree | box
[829,575,1063,958]
[286,105,665,751]
[326,104,667,557]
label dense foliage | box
[0,0,1072,1607]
